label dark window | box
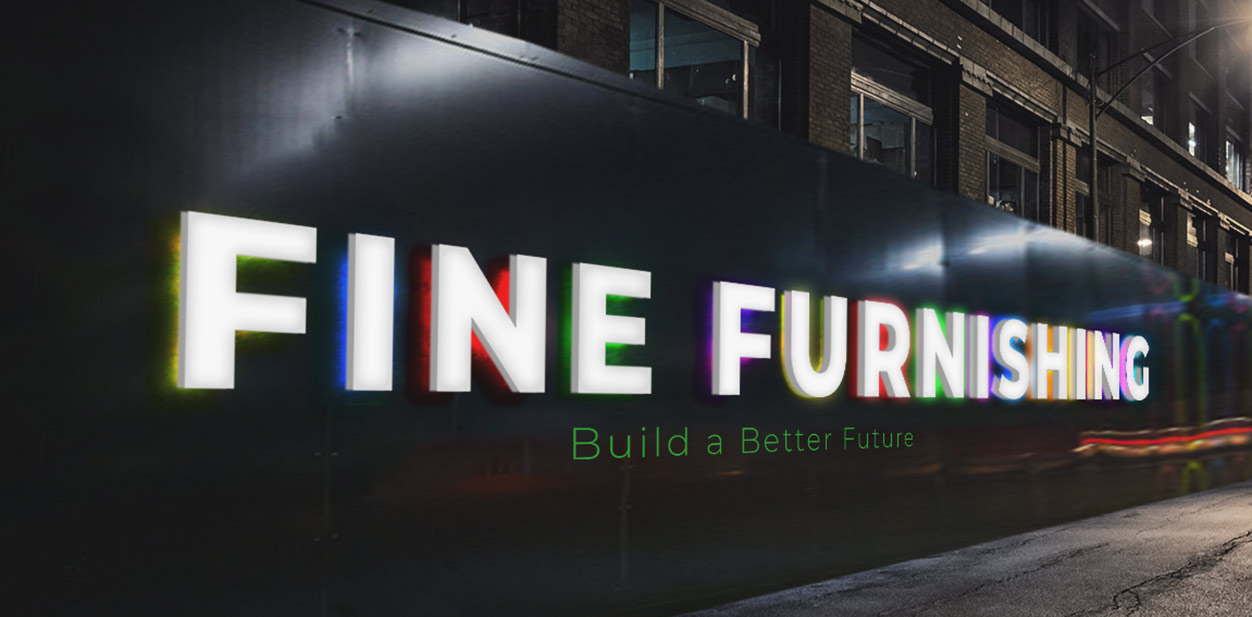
[1140,69,1156,125]
[462,0,521,36]
[663,8,744,116]
[1076,151,1115,245]
[630,0,659,84]
[1226,137,1247,191]
[986,102,1038,157]
[1225,233,1240,291]
[852,36,931,106]
[381,0,554,43]
[987,0,1055,48]
[1078,9,1117,91]
[850,35,936,186]
[1189,101,1212,166]
[862,98,911,176]
[1142,0,1171,29]
[916,120,934,185]
[1100,195,1114,246]
[381,0,460,21]
[988,153,1041,222]
[850,95,859,155]
[1076,150,1112,189]
[1188,212,1211,281]
[746,44,780,129]
[1076,193,1095,240]
[630,1,770,123]
[1139,186,1167,265]
[985,101,1042,223]
[850,93,936,186]
[1139,68,1171,134]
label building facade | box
[386,0,1252,292]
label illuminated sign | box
[176,212,1150,401]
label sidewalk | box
[682,480,1252,616]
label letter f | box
[178,211,317,389]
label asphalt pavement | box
[682,479,1252,616]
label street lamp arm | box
[1094,32,1186,80]
[1094,18,1252,120]
[1084,15,1250,250]
[1101,25,1216,118]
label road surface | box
[682,479,1252,616]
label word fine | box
[175,212,1149,402]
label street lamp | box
[1087,17,1252,242]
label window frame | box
[630,0,760,120]
[1188,97,1213,166]
[1187,210,1212,282]
[1138,206,1166,266]
[984,101,1044,224]
[1224,230,1238,291]
[1225,131,1247,192]
[850,71,936,185]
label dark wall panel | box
[8,1,1252,615]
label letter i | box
[1069,328,1087,400]
[966,314,990,399]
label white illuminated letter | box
[1122,335,1150,401]
[914,309,966,398]
[1069,328,1087,400]
[966,314,991,399]
[346,233,395,391]
[430,245,546,393]
[571,263,651,395]
[855,300,911,398]
[991,318,1029,400]
[1091,330,1121,400]
[712,282,775,396]
[1030,323,1069,400]
[178,211,317,389]
[781,291,848,398]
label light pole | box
[1087,17,1252,242]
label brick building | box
[386,0,1252,291]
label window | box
[850,94,934,185]
[1188,101,1212,165]
[1225,232,1240,292]
[383,0,554,44]
[1075,149,1114,244]
[1078,8,1117,91]
[1076,192,1095,240]
[852,36,931,105]
[849,36,935,185]
[986,102,1043,223]
[631,1,659,83]
[1139,68,1171,131]
[1184,0,1218,69]
[1100,192,1114,246]
[1146,68,1172,135]
[987,155,1041,222]
[1186,0,1197,37]
[1188,212,1211,281]
[1142,0,1170,29]
[663,9,742,115]
[630,0,763,121]
[986,102,1038,156]
[462,0,521,35]
[1226,137,1247,191]
[861,99,910,176]
[984,0,1055,48]
[1076,150,1112,189]
[1139,69,1156,125]
[1138,188,1166,266]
